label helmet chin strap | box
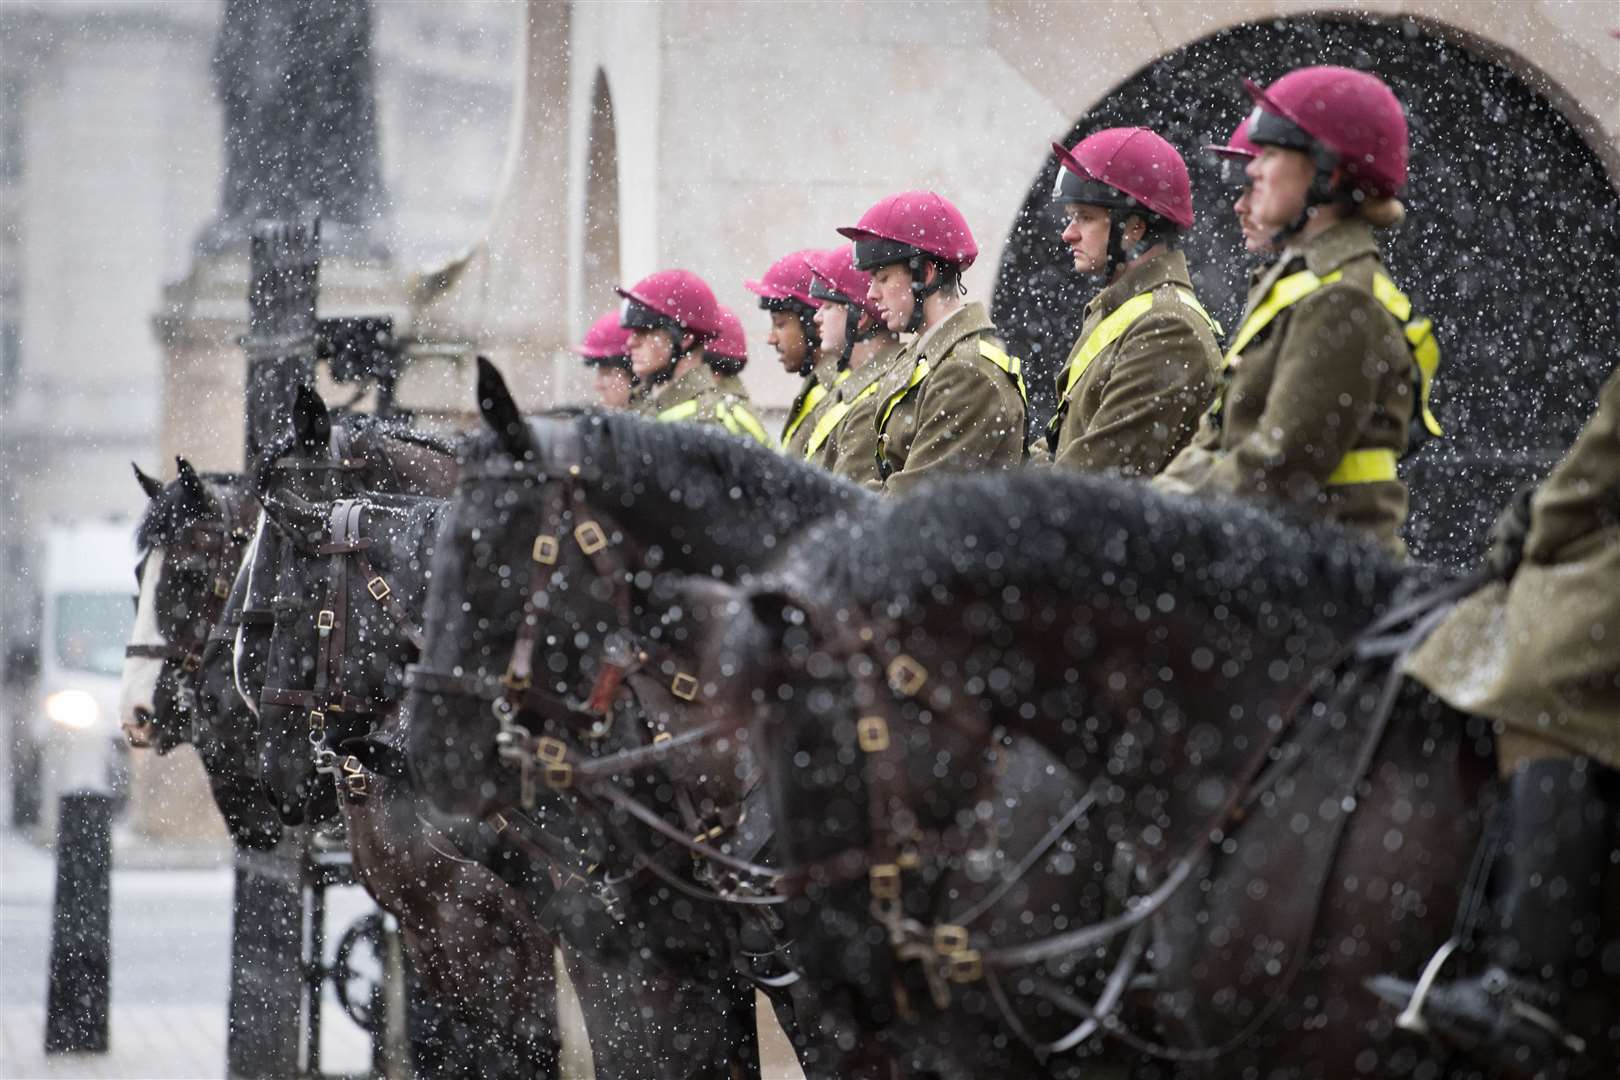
[1269,149,1344,248]
[795,310,820,378]
[904,256,946,334]
[1099,210,1159,283]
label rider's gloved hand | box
[1485,483,1536,582]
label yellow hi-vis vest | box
[781,370,851,457]
[1217,269,1443,486]
[1045,286,1220,445]
[875,339,1028,475]
[656,398,775,448]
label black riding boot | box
[1367,758,1616,1074]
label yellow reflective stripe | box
[978,340,1028,403]
[1056,294,1154,403]
[1327,448,1398,485]
[717,402,773,446]
[1171,287,1222,339]
[877,357,931,437]
[1225,270,1344,364]
[781,382,830,446]
[805,380,881,458]
[657,399,701,423]
[1371,272,1444,439]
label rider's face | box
[1060,203,1113,274]
[592,365,633,409]
[1233,185,1272,254]
[767,311,808,375]
[868,264,917,334]
[628,328,676,381]
[813,303,848,361]
[1246,146,1315,232]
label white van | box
[20,521,136,836]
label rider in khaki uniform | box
[1371,362,1620,1063]
[745,249,839,457]
[1039,128,1221,477]
[836,191,1027,495]
[618,270,768,443]
[799,245,905,483]
[1154,68,1423,555]
[577,310,637,410]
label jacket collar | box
[1084,249,1192,323]
[653,362,718,406]
[1288,217,1380,278]
[913,301,993,364]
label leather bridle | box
[258,495,425,801]
[124,488,252,747]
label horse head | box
[120,458,254,754]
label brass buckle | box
[181,653,201,673]
[544,762,573,789]
[856,715,890,753]
[366,576,391,601]
[214,578,231,599]
[535,736,569,765]
[316,609,335,632]
[670,672,699,701]
[948,949,983,983]
[308,709,326,731]
[574,521,608,555]
[500,667,531,692]
[653,732,672,745]
[341,755,363,775]
[531,534,560,565]
[933,924,969,956]
[887,655,927,696]
[346,772,368,797]
[487,812,509,833]
[869,863,900,900]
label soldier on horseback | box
[1156,66,1439,556]
[618,269,771,444]
[577,310,636,410]
[1204,115,1274,258]
[1037,126,1222,477]
[1372,363,1620,1068]
[703,307,775,446]
[800,244,905,481]
[746,249,839,457]
[837,191,1028,493]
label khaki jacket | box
[1043,251,1221,478]
[1404,363,1620,770]
[1155,219,1414,553]
[780,357,845,460]
[871,302,1028,496]
[805,342,907,486]
[640,364,774,447]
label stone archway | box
[580,67,621,330]
[991,13,1620,567]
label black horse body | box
[690,468,1620,1078]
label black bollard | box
[225,830,307,1079]
[44,791,112,1055]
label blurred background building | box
[1,0,1615,843]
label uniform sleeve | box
[1054,309,1217,478]
[1194,284,1402,508]
[885,352,1026,497]
[1524,364,1620,563]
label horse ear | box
[291,383,331,454]
[132,462,164,500]
[476,356,531,459]
[175,457,211,506]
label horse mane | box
[136,471,241,551]
[461,409,873,540]
[793,470,1437,636]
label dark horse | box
[121,459,284,847]
[246,389,563,1078]
[403,360,1132,1077]
[681,468,1620,1078]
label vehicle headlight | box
[46,690,100,730]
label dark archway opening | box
[991,16,1619,568]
